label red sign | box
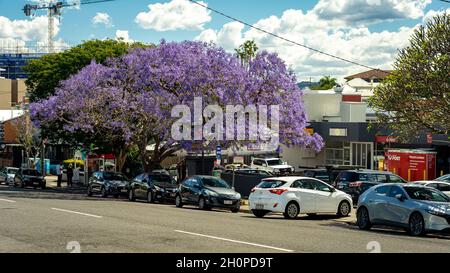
[384,149,436,181]
[426,133,433,144]
[375,136,397,143]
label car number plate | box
[170,193,176,197]
[224,200,232,205]
[255,204,264,210]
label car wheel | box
[175,194,183,208]
[231,207,240,213]
[337,200,351,217]
[198,197,208,210]
[20,181,25,188]
[128,189,135,201]
[252,210,267,218]
[101,187,108,198]
[41,184,46,190]
[87,185,93,197]
[408,212,426,236]
[284,201,299,219]
[357,207,372,230]
[147,191,154,203]
[113,194,119,198]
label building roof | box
[345,69,392,80]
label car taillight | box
[349,181,363,187]
[269,189,288,195]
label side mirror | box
[395,194,405,201]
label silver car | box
[357,183,450,236]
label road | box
[0,185,449,253]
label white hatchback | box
[249,176,353,219]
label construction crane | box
[23,0,115,53]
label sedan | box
[410,181,450,197]
[175,176,241,213]
[248,176,352,219]
[357,183,450,236]
[13,168,46,189]
[128,172,178,203]
[0,167,19,185]
[87,171,129,198]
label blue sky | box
[0,0,449,79]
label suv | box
[13,168,46,189]
[251,158,294,175]
[333,170,406,204]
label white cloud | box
[195,22,245,51]
[92,12,113,27]
[422,8,450,24]
[115,30,133,43]
[135,0,211,31]
[312,0,431,25]
[196,7,418,80]
[0,15,59,43]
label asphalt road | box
[0,185,449,253]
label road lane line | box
[0,198,16,203]
[174,229,294,252]
[51,208,103,218]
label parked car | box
[150,169,171,176]
[436,174,450,183]
[333,170,406,204]
[13,168,46,189]
[87,171,129,198]
[303,169,332,183]
[356,183,450,236]
[251,158,294,175]
[410,181,450,197]
[248,176,352,219]
[0,167,19,185]
[128,173,178,203]
[175,175,241,212]
[168,164,178,180]
[223,168,274,176]
[225,163,250,170]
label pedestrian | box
[56,162,62,187]
[67,163,73,187]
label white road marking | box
[51,208,103,218]
[0,198,16,203]
[174,229,294,252]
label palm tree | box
[235,40,258,65]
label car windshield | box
[436,175,450,182]
[22,169,41,176]
[266,159,284,166]
[103,172,127,181]
[151,175,177,185]
[7,168,18,174]
[202,177,230,188]
[258,180,286,188]
[405,187,450,202]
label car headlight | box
[235,193,241,199]
[290,167,294,172]
[426,207,447,217]
[154,185,164,192]
[204,189,219,197]
[273,169,280,173]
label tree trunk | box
[115,147,128,173]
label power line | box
[438,0,450,3]
[189,0,388,72]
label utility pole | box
[40,140,45,176]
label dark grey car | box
[357,183,450,236]
[175,175,241,213]
[87,171,129,198]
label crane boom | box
[23,0,115,53]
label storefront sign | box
[375,136,397,143]
[329,128,347,137]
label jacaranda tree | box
[30,40,323,172]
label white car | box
[0,167,19,185]
[249,176,353,219]
[251,158,294,175]
[410,180,450,197]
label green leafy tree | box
[369,13,450,140]
[235,40,258,65]
[310,75,337,90]
[24,39,148,102]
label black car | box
[303,169,332,183]
[13,168,46,189]
[175,175,241,213]
[87,171,129,198]
[333,170,406,204]
[128,172,178,203]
